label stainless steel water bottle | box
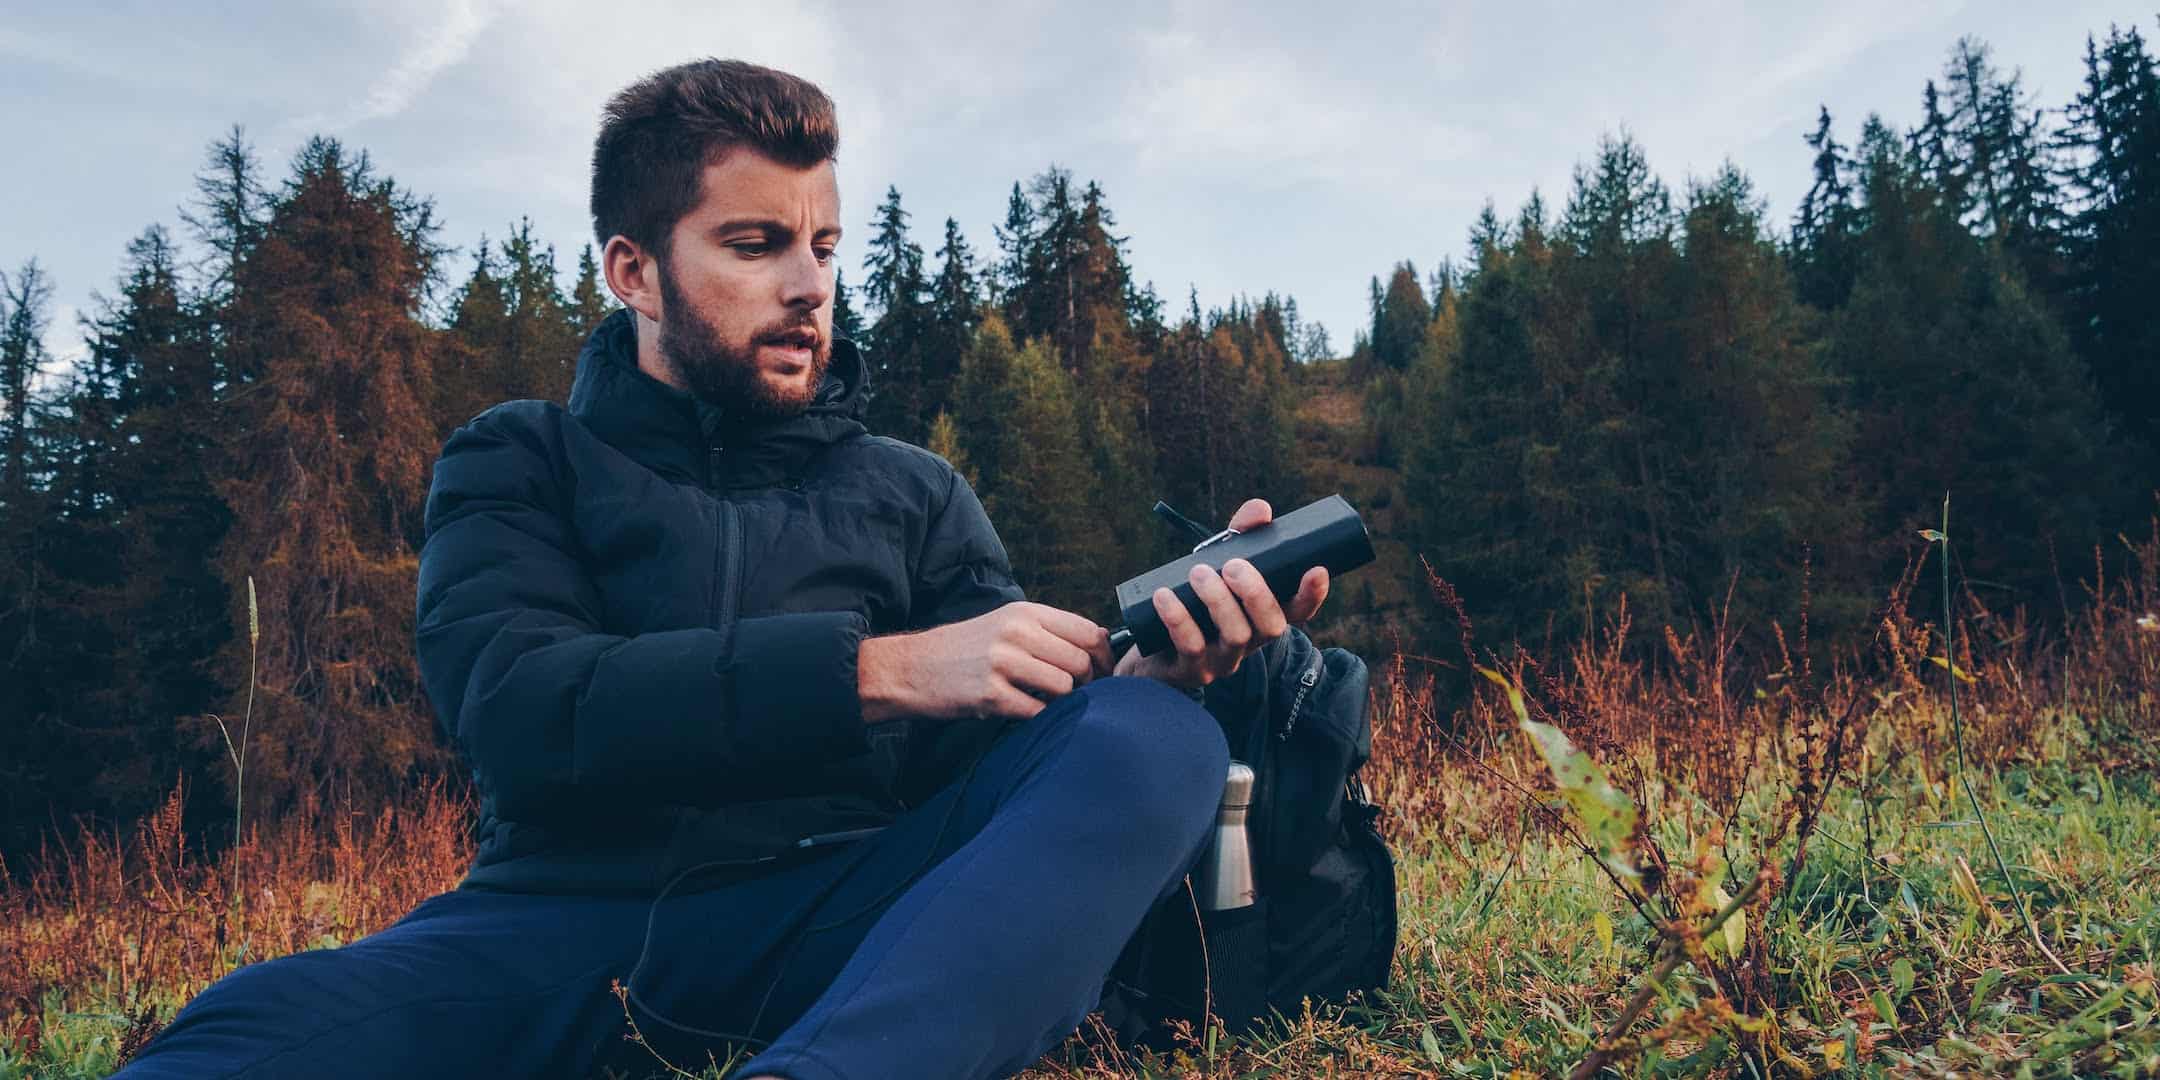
[1195,762,1257,911]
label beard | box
[656,269,832,421]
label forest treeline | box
[1,28,2155,862]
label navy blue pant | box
[114,677,1228,1080]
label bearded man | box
[115,58,1327,1080]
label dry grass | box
[5,525,2159,1077]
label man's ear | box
[601,235,662,322]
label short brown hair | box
[590,59,839,257]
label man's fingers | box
[1085,632,1115,678]
[1286,566,1330,624]
[1153,586,1207,657]
[1025,624,1098,684]
[1223,558,1289,641]
[1030,603,1110,653]
[1226,498,1273,534]
[992,683,1047,719]
[1188,563,1253,653]
[1004,654,1077,702]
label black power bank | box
[1110,494,1375,657]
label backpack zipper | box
[1277,650,1325,741]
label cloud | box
[288,0,512,133]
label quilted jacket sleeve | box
[413,406,869,823]
[909,465,1025,629]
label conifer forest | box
[5,24,2160,1079]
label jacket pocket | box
[1264,644,1371,880]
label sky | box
[3,0,2152,374]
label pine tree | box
[1079,318,1161,572]
[922,217,981,420]
[1793,106,1862,309]
[569,243,615,336]
[982,337,1108,616]
[211,136,447,818]
[951,313,1021,503]
[832,267,866,344]
[1920,39,2072,299]
[925,409,975,489]
[10,229,232,847]
[180,126,268,317]
[89,228,231,829]
[1371,263,1431,371]
[1667,166,1859,633]
[992,182,1036,307]
[0,259,63,851]
[1828,117,2124,607]
[2064,24,2160,454]
[1553,132,1681,626]
[862,186,932,442]
[441,223,585,431]
[1406,197,1570,651]
[0,260,51,507]
[438,237,508,433]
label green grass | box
[13,719,2158,1079]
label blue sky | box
[3,0,2151,374]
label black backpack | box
[1097,627,1397,1047]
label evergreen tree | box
[87,228,231,832]
[982,337,1108,616]
[992,181,1036,306]
[951,313,1021,503]
[925,409,975,489]
[0,260,52,506]
[861,186,933,442]
[568,243,615,336]
[1552,132,1682,626]
[1080,318,1162,571]
[211,136,447,818]
[438,237,508,432]
[1667,167,1859,634]
[1827,117,2124,606]
[832,267,866,344]
[1916,39,2072,298]
[180,126,268,317]
[995,169,1140,384]
[8,229,232,848]
[1371,262,1430,371]
[2064,24,2160,454]
[1005,169,1078,348]
[1793,106,1862,309]
[1407,198,1570,651]
[0,259,70,851]
[438,221,580,434]
[922,217,981,420]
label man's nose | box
[780,245,831,311]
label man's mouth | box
[760,328,820,366]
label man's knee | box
[1066,676,1230,831]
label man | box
[117,58,1326,1080]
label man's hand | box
[1113,498,1330,691]
[859,602,1115,723]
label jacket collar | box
[567,309,869,489]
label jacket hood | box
[567,308,868,488]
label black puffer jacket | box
[415,310,1021,893]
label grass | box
[4,531,2158,1078]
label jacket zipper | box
[709,444,745,639]
[1277,650,1325,741]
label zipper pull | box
[1278,653,1324,741]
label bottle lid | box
[1221,761,1255,810]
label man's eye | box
[814,247,837,265]
[732,243,771,257]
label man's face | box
[654,150,841,420]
